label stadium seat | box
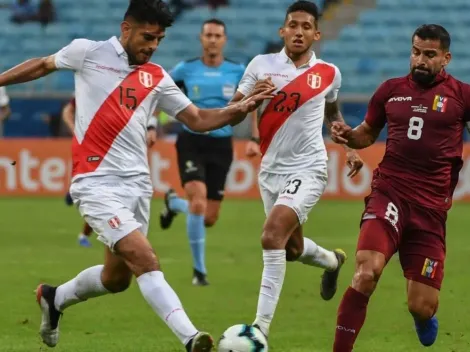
[1,0,469,93]
[320,0,470,93]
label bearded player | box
[231,0,363,338]
[331,24,470,351]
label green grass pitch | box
[0,198,469,351]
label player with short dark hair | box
[159,17,249,286]
[331,24,470,351]
[232,0,363,338]
[0,0,273,351]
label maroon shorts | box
[357,186,447,290]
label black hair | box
[285,1,320,24]
[201,18,226,34]
[124,0,174,28]
[413,24,451,51]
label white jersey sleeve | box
[0,87,10,106]
[237,55,261,97]
[325,65,341,103]
[147,115,158,129]
[155,71,192,117]
[54,38,93,71]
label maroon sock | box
[83,222,93,237]
[333,286,370,352]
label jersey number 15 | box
[119,86,137,111]
[407,116,423,140]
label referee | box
[160,18,253,286]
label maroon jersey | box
[365,71,470,210]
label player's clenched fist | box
[330,121,352,144]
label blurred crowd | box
[169,0,229,18]
[8,0,55,26]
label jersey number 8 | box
[407,116,424,140]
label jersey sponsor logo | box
[412,104,428,113]
[278,195,294,201]
[204,71,221,77]
[362,213,377,220]
[384,202,399,232]
[96,65,121,74]
[336,325,356,334]
[107,216,121,229]
[139,71,153,88]
[185,160,198,173]
[264,73,289,79]
[307,73,321,89]
[388,96,412,102]
[223,84,236,99]
[421,258,438,279]
[432,95,448,112]
[87,156,101,162]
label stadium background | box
[1,1,470,352]
[1,0,470,200]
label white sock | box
[253,250,286,337]
[298,238,338,271]
[54,265,109,311]
[137,271,198,345]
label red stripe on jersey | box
[258,63,336,155]
[72,64,164,177]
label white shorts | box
[69,174,154,250]
[258,167,327,224]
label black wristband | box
[251,137,260,144]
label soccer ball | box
[218,324,268,352]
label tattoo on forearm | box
[324,102,345,128]
[324,102,351,150]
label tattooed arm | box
[324,101,352,151]
[325,100,364,178]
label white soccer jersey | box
[0,87,9,107]
[54,36,191,182]
[238,49,341,173]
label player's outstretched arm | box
[347,121,382,149]
[331,120,381,149]
[176,88,274,132]
[325,101,364,177]
[231,78,276,104]
[0,55,57,87]
[324,101,352,147]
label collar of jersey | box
[110,36,129,60]
[279,47,316,68]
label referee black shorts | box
[175,130,233,201]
